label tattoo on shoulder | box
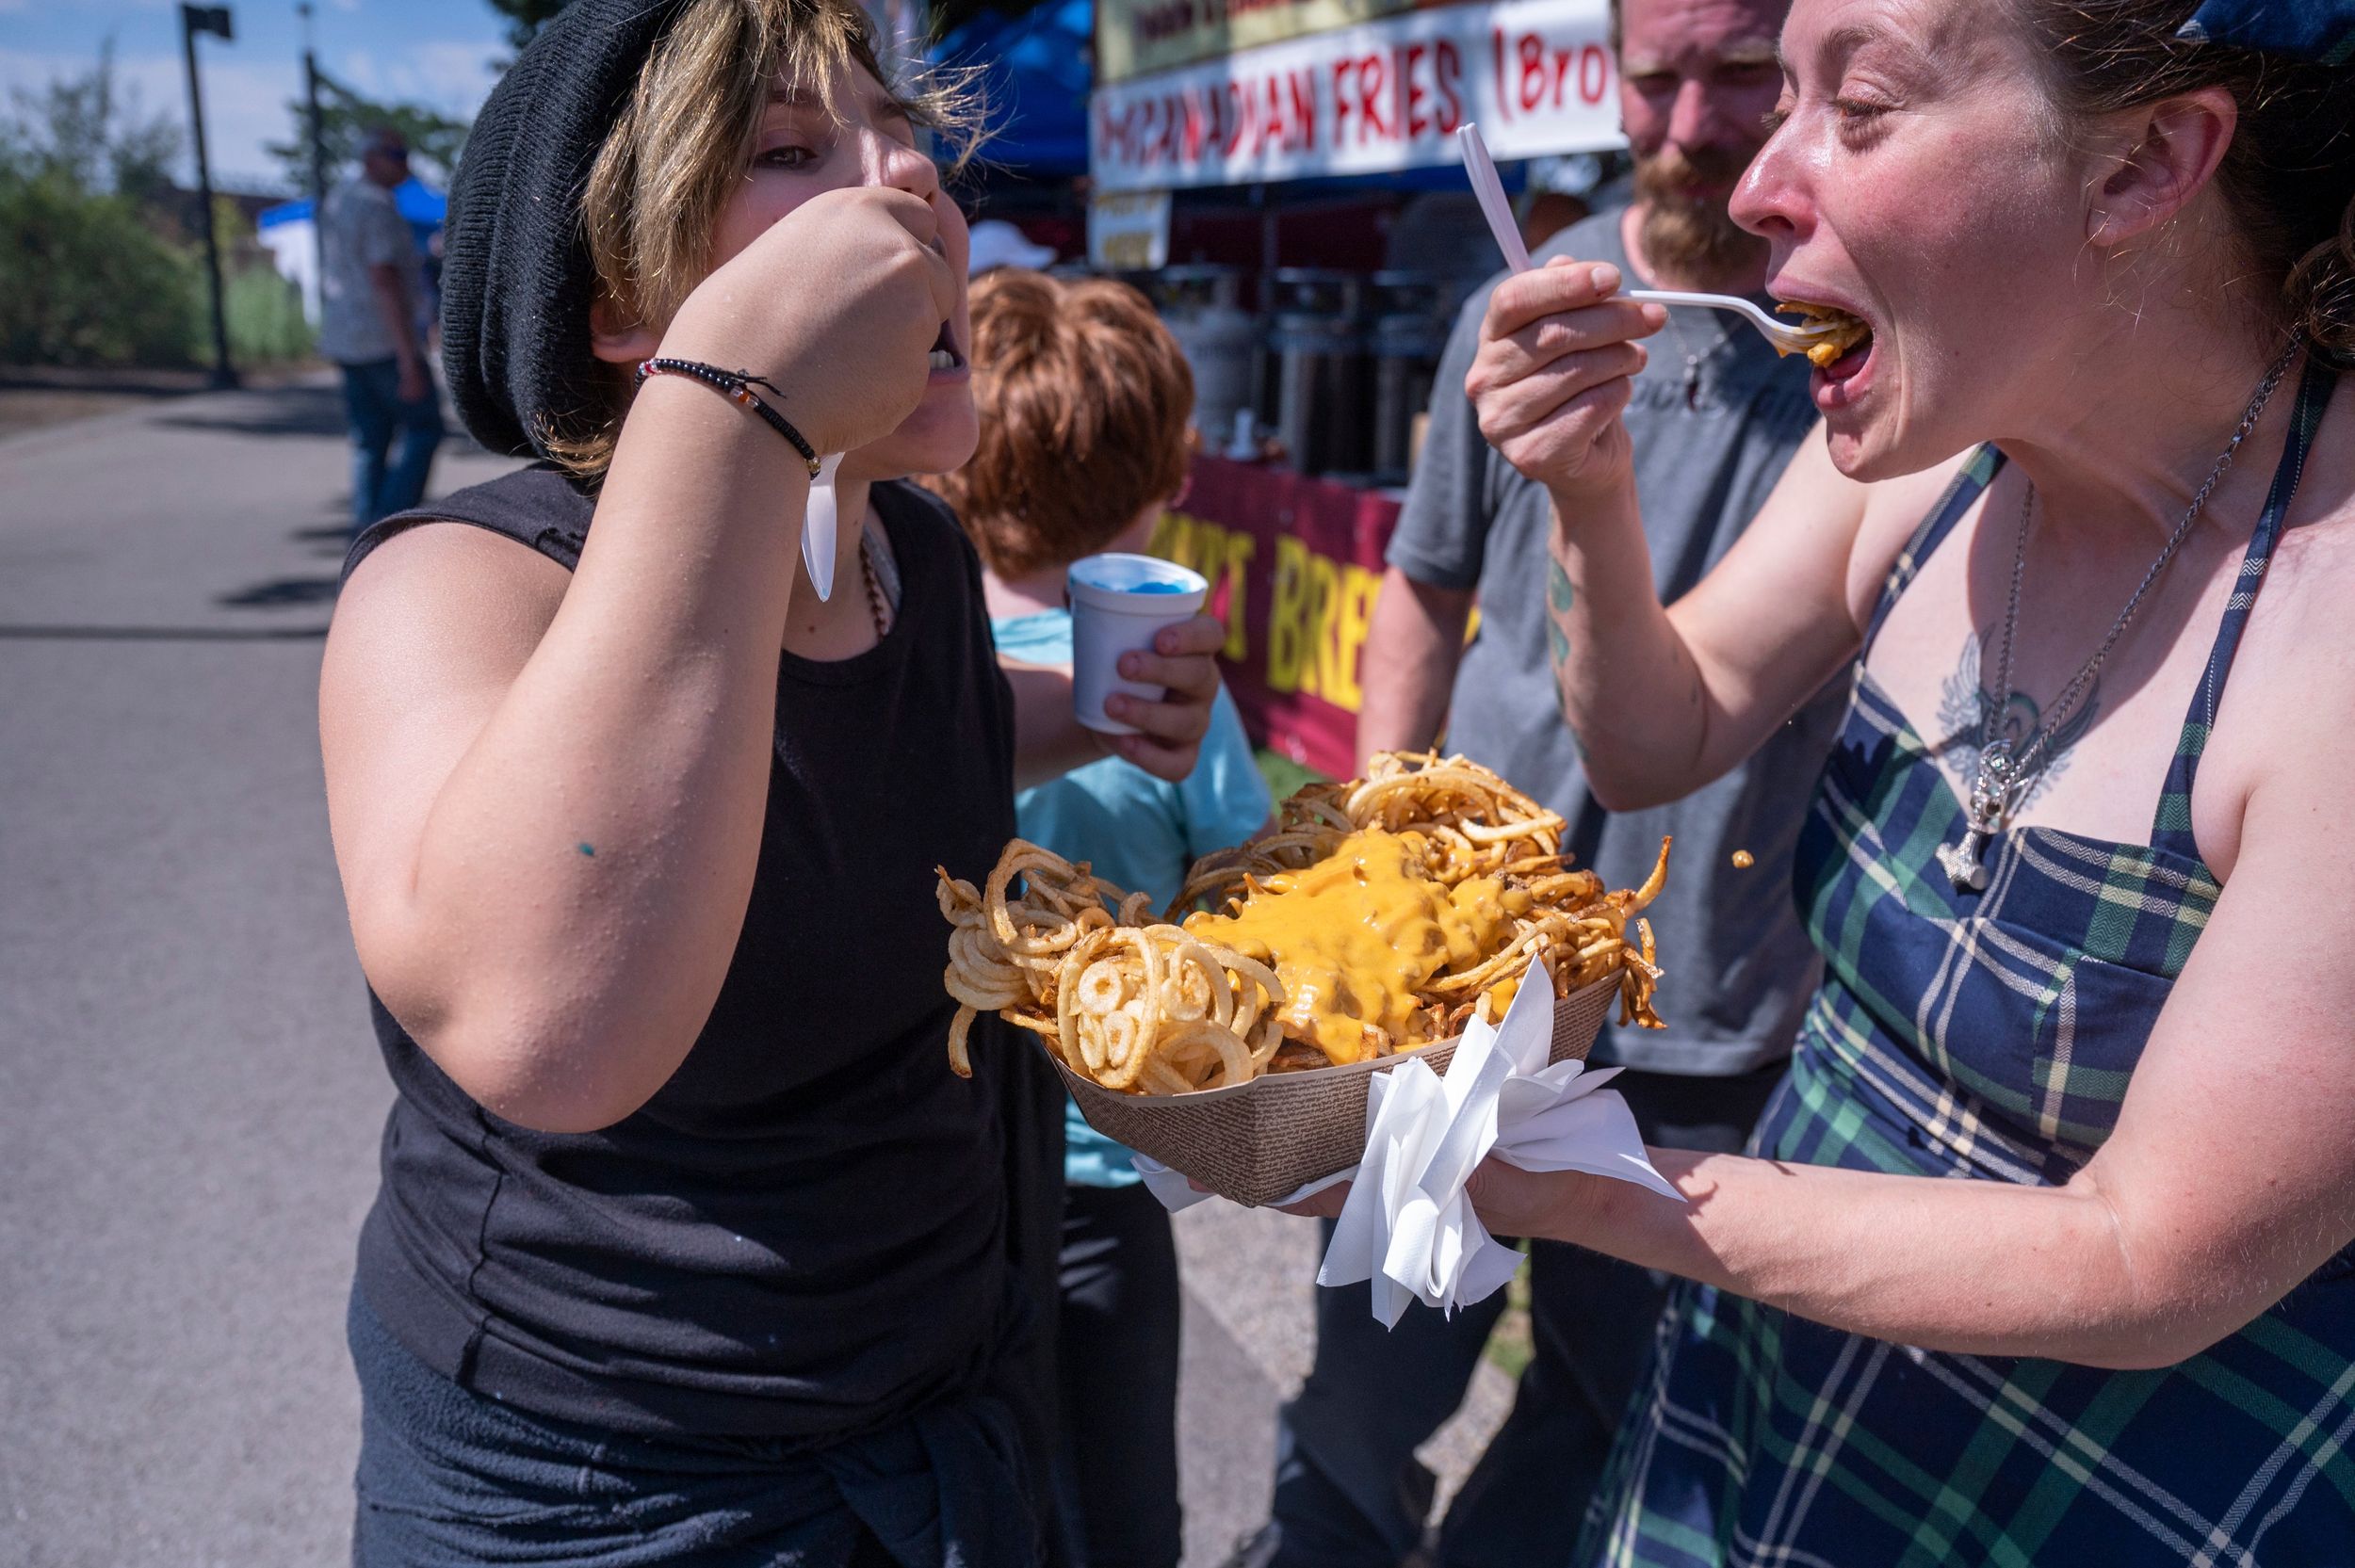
[1933,625,2099,810]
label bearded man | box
[1228,2,1839,1564]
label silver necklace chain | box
[1936,339,2299,892]
[1663,308,1729,408]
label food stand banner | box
[1097,0,1419,85]
[1092,0,1618,192]
[1149,455,1399,777]
[1089,188,1175,268]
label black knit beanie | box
[441,0,695,461]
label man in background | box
[1235,0,1838,1562]
[318,128,441,530]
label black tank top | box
[342,465,1029,1440]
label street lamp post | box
[180,4,237,390]
[298,3,329,305]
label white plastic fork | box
[1619,288,1839,353]
[1454,123,1839,355]
[803,453,845,601]
[1457,121,1534,273]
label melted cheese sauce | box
[1183,828,1528,1065]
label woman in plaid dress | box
[1382,1,2355,1561]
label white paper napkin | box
[1135,972,1682,1326]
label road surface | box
[0,378,1508,1568]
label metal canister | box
[1152,265,1256,450]
[1269,268,1370,477]
[1369,271,1448,485]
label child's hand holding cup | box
[1067,553,1212,735]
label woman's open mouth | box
[927,321,966,375]
[1774,299,1876,406]
[1777,302,1871,369]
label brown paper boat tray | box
[1051,972,1620,1206]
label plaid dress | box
[1584,361,2355,1567]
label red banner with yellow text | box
[1149,455,1398,778]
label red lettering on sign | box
[1157,93,1182,167]
[1579,41,1609,105]
[1360,53,1389,142]
[1404,41,1430,138]
[1096,8,1616,186]
[1435,39,1464,133]
[1121,96,1141,168]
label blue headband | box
[2176,0,2355,63]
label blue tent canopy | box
[2178,0,2355,60]
[935,0,1092,177]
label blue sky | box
[1,0,512,192]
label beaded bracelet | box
[632,358,822,478]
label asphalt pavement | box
[0,377,1508,1568]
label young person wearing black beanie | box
[317,3,1226,1562]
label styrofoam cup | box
[1067,552,1210,735]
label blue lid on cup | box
[1068,553,1208,596]
[1065,552,1210,735]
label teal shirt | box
[994,608,1273,1187]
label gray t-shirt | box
[1388,208,1842,1075]
[317,178,415,366]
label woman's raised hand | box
[1467,259,1664,505]
[660,186,960,459]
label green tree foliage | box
[224,254,316,363]
[0,40,181,201]
[0,46,198,365]
[483,0,572,52]
[0,175,200,364]
[267,68,470,192]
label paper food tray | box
[1051,972,1620,1206]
